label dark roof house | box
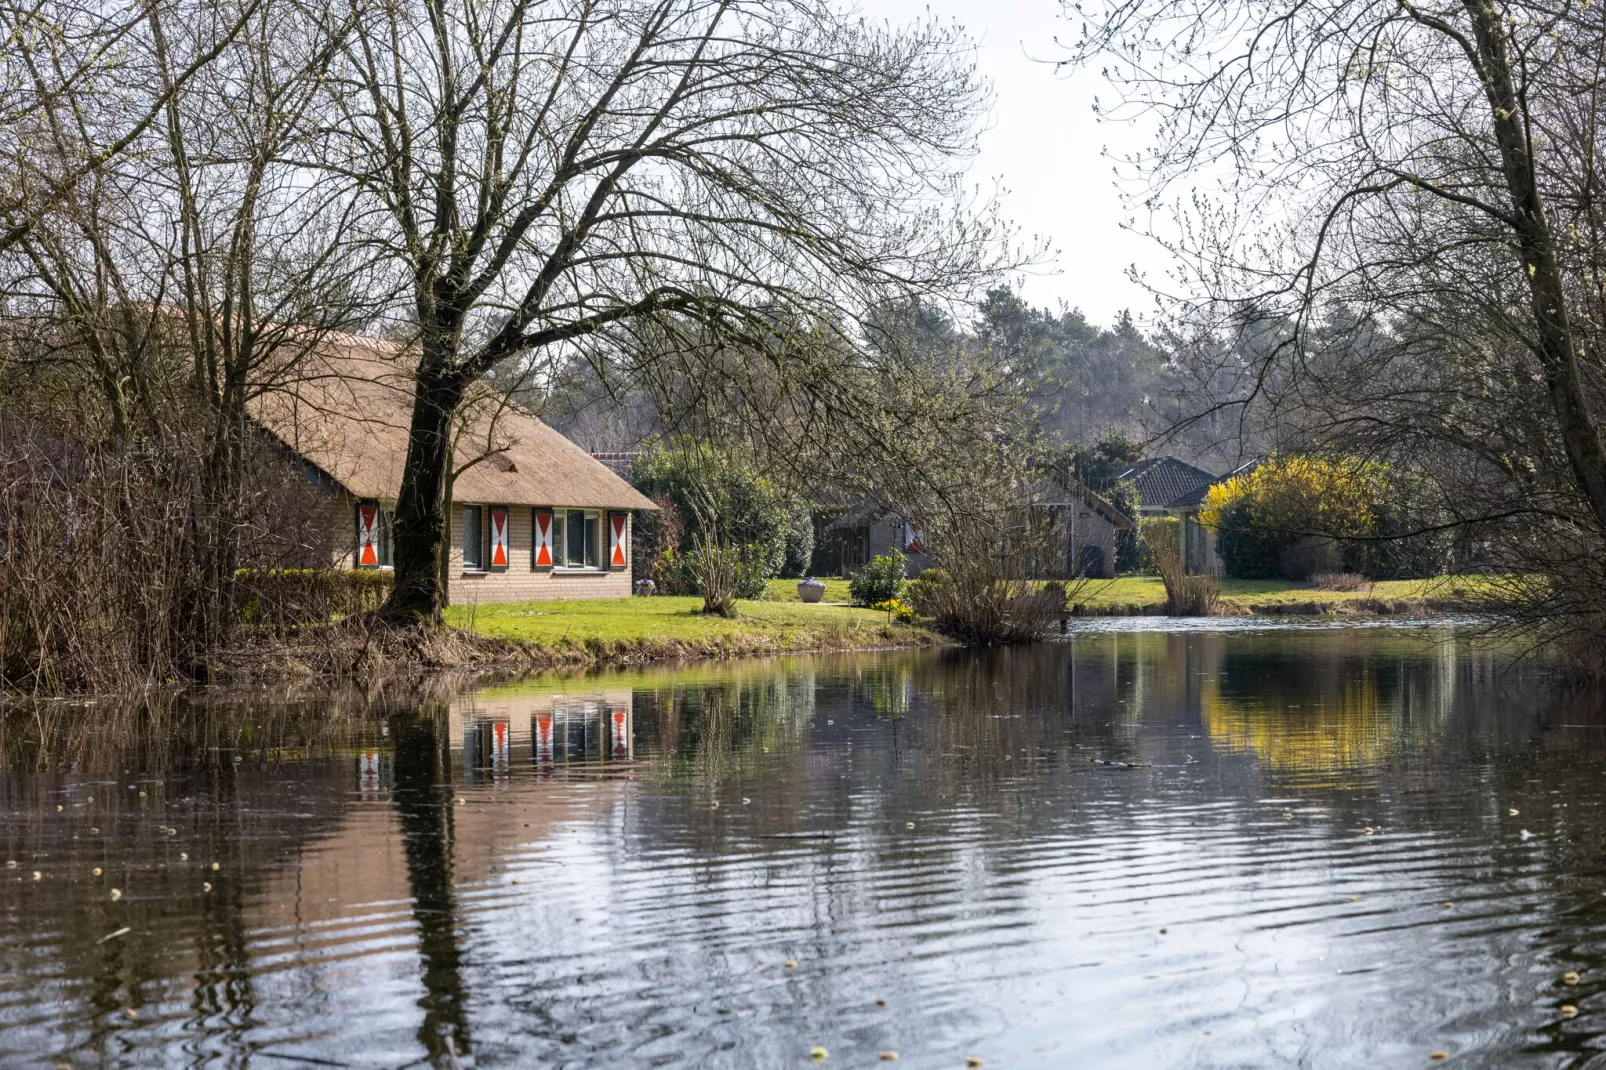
[1114,457,1218,513]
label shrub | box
[236,568,392,627]
[1141,516,1219,616]
[631,495,683,583]
[686,542,768,616]
[629,443,796,579]
[1200,453,1407,581]
[1106,479,1152,574]
[872,597,917,623]
[908,567,1067,643]
[1213,498,1283,579]
[850,550,907,606]
[779,500,815,578]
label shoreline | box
[1069,596,1483,618]
[198,602,948,689]
[3,584,1500,697]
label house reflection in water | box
[358,748,387,799]
[450,689,635,785]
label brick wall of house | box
[330,494,358,570]
[446,503,633,603]
[331,493,635,602]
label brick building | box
[248,334,656,602]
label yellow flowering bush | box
[1199,454,1389,538]
[1199,454,1393,579]
[872,597,918,623]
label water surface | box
[4,626,1606,1068]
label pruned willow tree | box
[317,0,1012,622]
[1069,0,1606,652]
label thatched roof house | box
[248,334,655,602]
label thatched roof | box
[247,333,656,511]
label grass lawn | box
[1071,574,1501,612]
[764,577,856,603]
[446,594,932,655]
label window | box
[562,508,600,569]
[462,505,484,570]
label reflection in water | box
[391,708,471,1066]
[1196,632,1457,785]
[4,628,1606,1067]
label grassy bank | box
[445,595,941,667]
[1070,575,1497,616]
[766,574,1495,616]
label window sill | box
[551,567,609,575]
[460,569,489,576]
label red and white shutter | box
[356,501,381,567]
[609,512,628,570]
[532,509,554,570]
[488,506,509,570]
[491,719,510,775]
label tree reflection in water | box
[390,708,472,1066]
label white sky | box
[856,0,1169,330]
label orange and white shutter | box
[534,713,554,762]
[609,512,628,570]
[532,509,554,570]
[488,506,509,570]
[356,501,381,568]
[610,706,630,760]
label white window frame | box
[555,507,604,571]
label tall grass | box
[1140,517,1219,617]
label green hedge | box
[236,569,392,627]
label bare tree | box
[0,0,374,673]
[1068,0,1606,637]
[316,0,1016,621]
[0,0,274,254]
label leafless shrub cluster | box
[0,420,334,690]
[1310,572,1371,593]
[1140,518,1219,617]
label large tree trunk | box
[383,358,469,623]
[1467,0,1606,534]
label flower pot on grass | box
[797,578,826,603]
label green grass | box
[445,594,929,652]
[1070,574,1502,611]
[765,577,855,603]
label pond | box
[4,624,1606,1068]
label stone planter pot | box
[797,581,825,603]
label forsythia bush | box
[1198,454,1391,580]
[1199,454,1389,539]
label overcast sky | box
[856,0,1168,330]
